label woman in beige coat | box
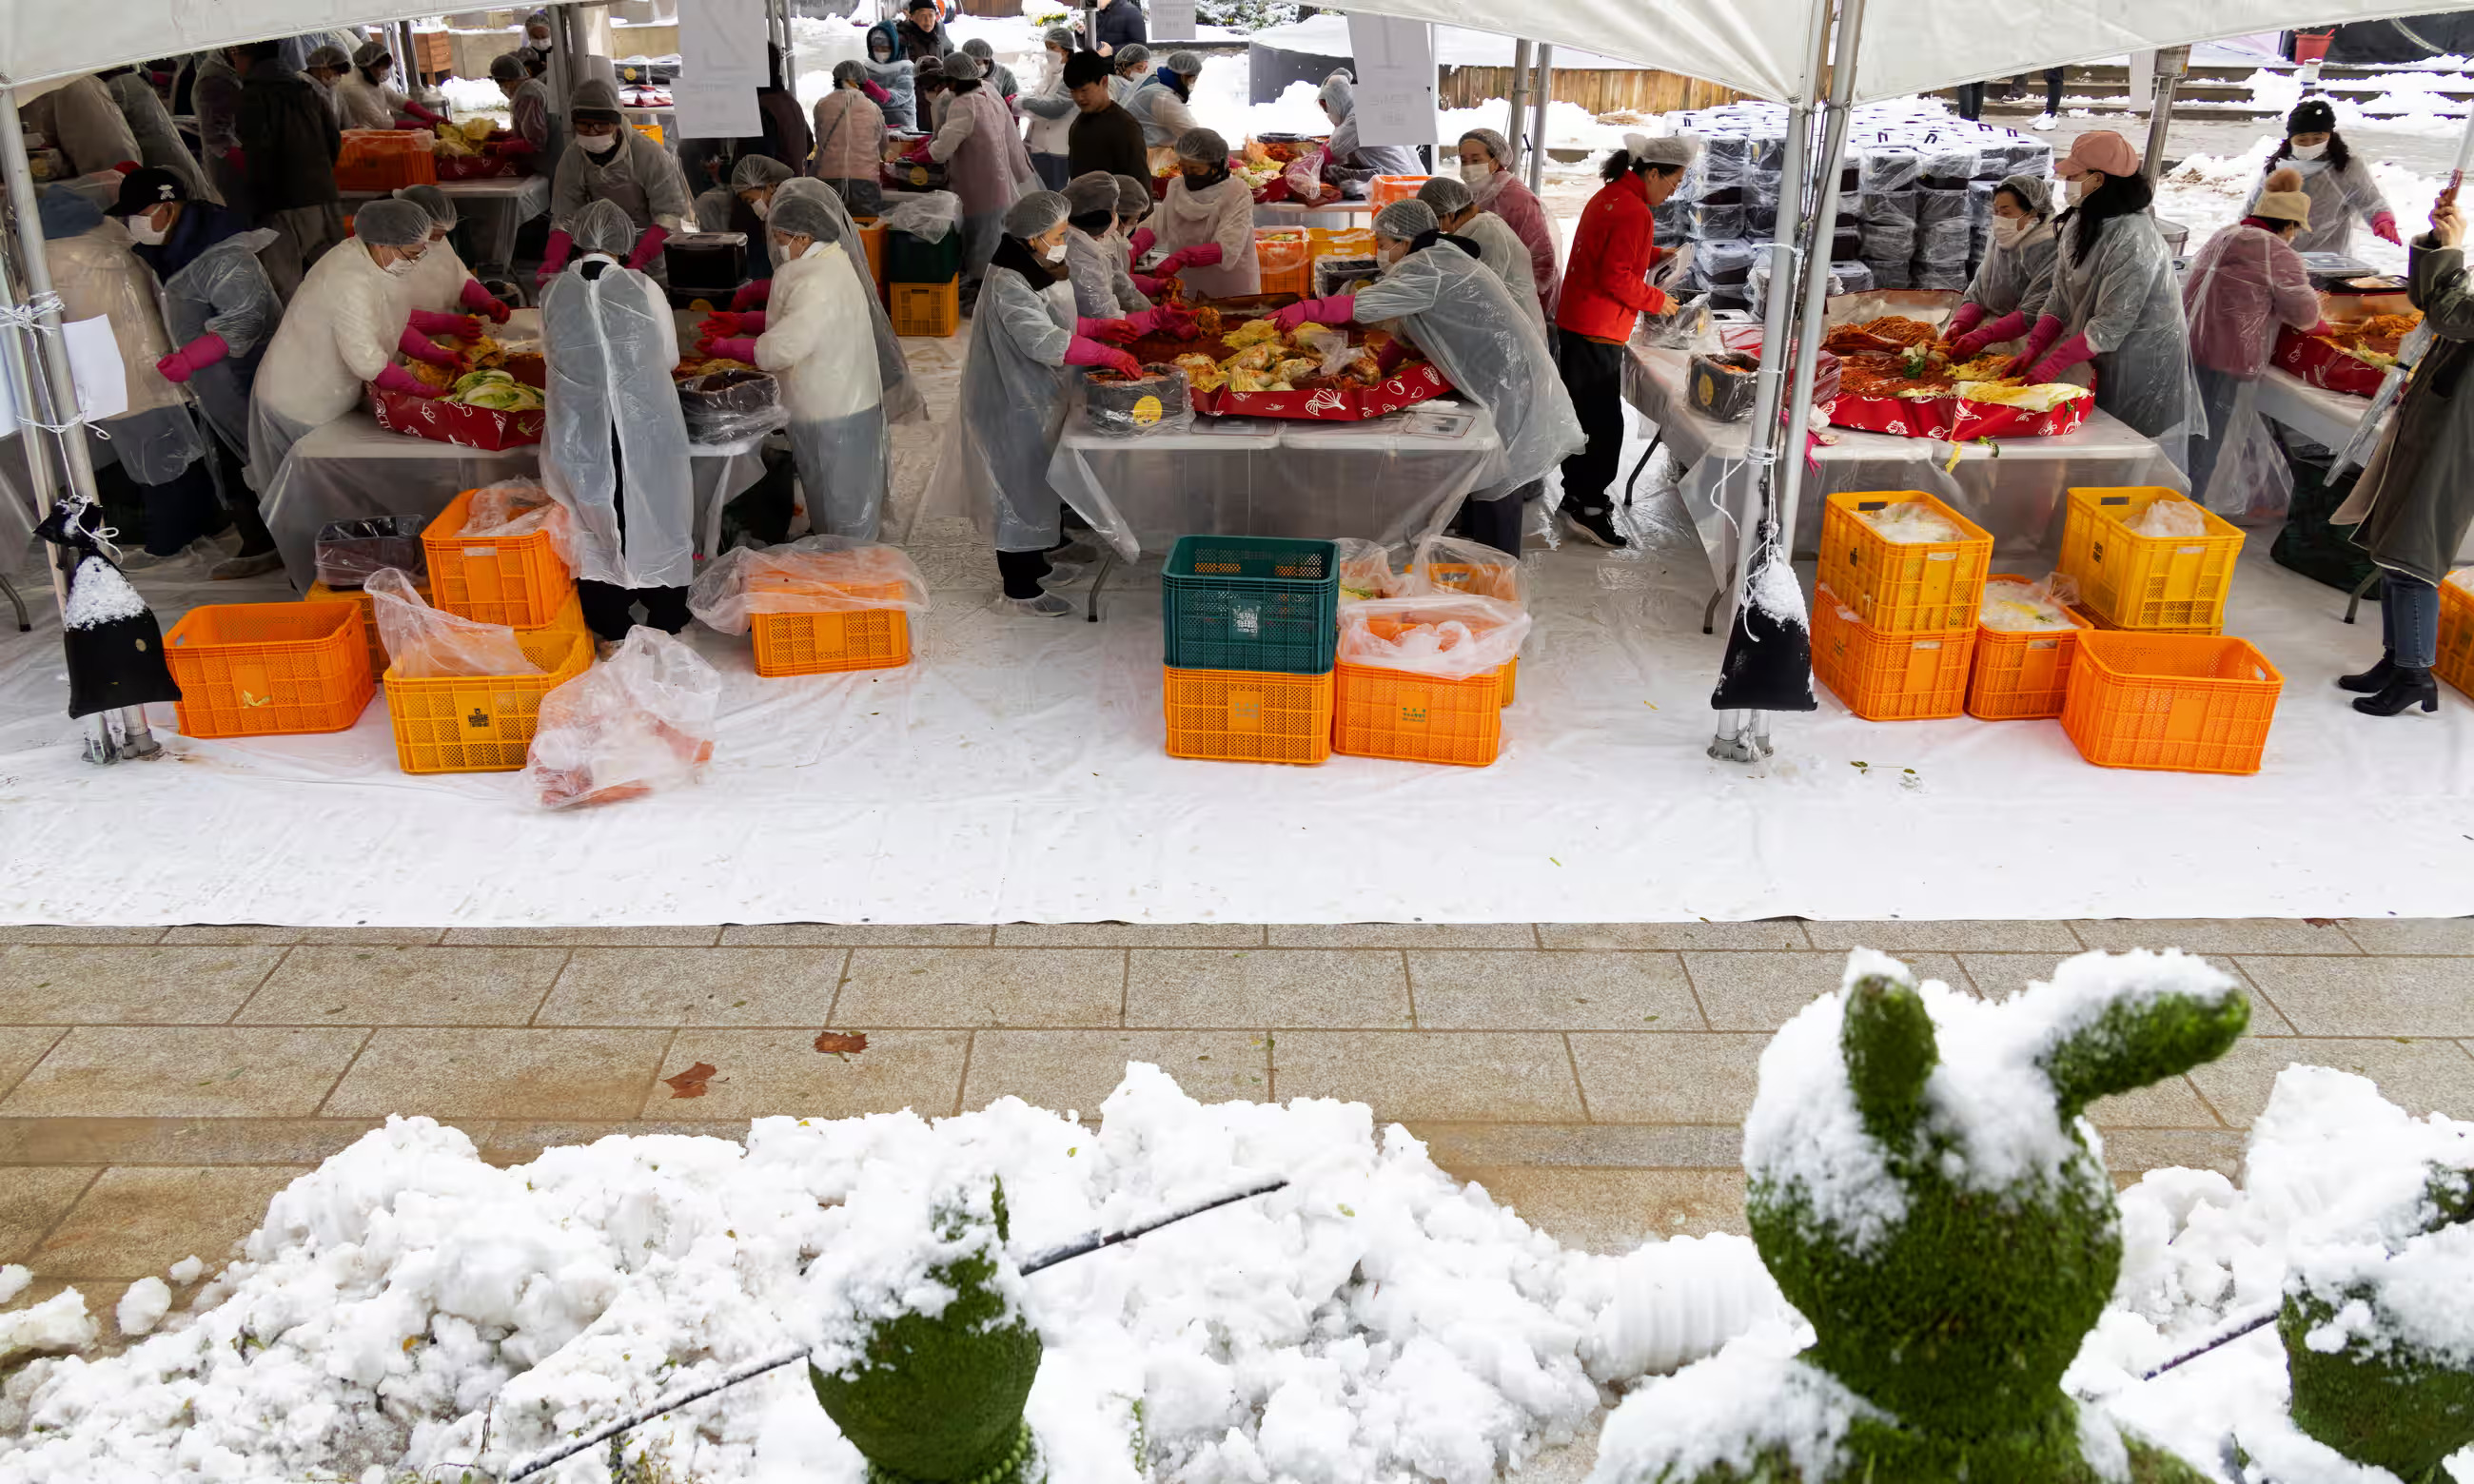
[1147,127,1258,299]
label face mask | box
[1377,244,1404,271]
[1460,161,1493,185]
[383,254,422,277]
[582,134,618,157]
[1992,216,2031,248]
[750,199,771,221]
[128,215,169,245]
[2292,140,2327,160]
[2069,175,2093,204]
[769,241,790,266]
[1042,240,1069,263]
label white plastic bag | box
[2132,499,2209,539]
[366,568,541,678]
[1979,575,2078,632]
[1335,537,1406,602]
[2195,380,2295,528]
[524,627,720,810]
[687,537,931,636]
[1338,595,1530,678]
[461,478,559,537]
[1404,534,1525,608]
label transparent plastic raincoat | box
[928,262,1078,552]
[2244,155,2390,258]
[1959,220,2058,322]
[44,207,206,485]
[1350,244,1585,498]
[1064,223,1148,318]
[108,72,209,200]
[403,230,474,315]
[540,242,696,591]
[2181,220,2322,522]
[774,179,925,425]
[1452,210,1543,329]
[756,239,890,539]
[41,76,141,177]
[551,123,694,263]
[246,238,413,491]
[2045,211,2201,472]
[141,214,282,460]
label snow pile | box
[113,1279,170,1339]
[60,556,146,631]
[2295,1222,2474,1366]
[1586,1318,1878,1484]
[0,1292,95,1368]
[0,1266,27,1305]
[0,1065,1778,1484]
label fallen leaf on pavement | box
[814,1030,869,1055]
[663,1062,718,1098]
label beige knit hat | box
[2254,167,2312,228]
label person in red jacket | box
[1554,132,1695,548]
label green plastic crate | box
[1162,536,1339,674]
[887,228,964,283]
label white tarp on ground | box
[3,517,2471,928]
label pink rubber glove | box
[373,364,444,399]
[398,326,464,370]
[730,279,773,312]
[1948,309,2026,363]
[402,99,445,126]
[1269,295,1354,332]
[2010,314,2064,380]
[862,80,891,104]
[903,140,934,164]
[699,336,759,362]
[1129,273,1166,298]
[1124,305,1196,339]
[624,225,671,271]
[1372,339,1408,376]
[703,310,765,337]
[1063,336,1142,376]
[155,332,228,383]
[535,229,574,288]
[2373,211,2402,245]
[1080,317,1140,343]
[1129,226,1156,257]
[409,308,483,341]
[460,279,512,322]
[1156,243,1224,278]
[486,138,538,158]
[2026,332,2095,386]
[1945,302,1986,340]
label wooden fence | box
[1439,66,1740,117]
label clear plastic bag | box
[1335,537,1406,602]
[878,188,964,244]
[688,536,931,636]
[677,368,790,445]
[2133,500,2209,538]
[314,515,428,588]
[366,567,541,678]
[1980,574,2080,632]
[461,479,559,537]
[525,627,721,810]
[1283,146,1328,202]
[1404,534,1524,607]
[1083,364,1196,438]
[1337,595,1530,679]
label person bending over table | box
[486,51,552,166]
[1943,173,2060,362]
[1417,175,1544,330]
[391,184,515,326]
[926,190,1146,617]
[697,154,796,291]
[1114,173,1160,297]
[813,61,889,218]
[541,201,697,646]
[335,41,443,132]
[1318,71,1420,199]
[1271,199,1583,557]
[2179,169,2323,517]
[2332,197,2474,717]
[713,179,929,426]
[539,80,694,289]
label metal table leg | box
[1703,558,1736,635]
[0,573,23,632]
[1620,434,1664,510]
[1085,548,1117,622]
[2345,568,2380,625]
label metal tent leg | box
[1620,434,1663,510]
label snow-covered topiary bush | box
[1591,949,2250,1484]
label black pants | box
[996,548,1053,600]
[579,578,692,639]
[1452,481,1531,556]
[138,458,225,556]
[1556,336,1627,516]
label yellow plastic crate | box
[384,621,592,774]
[2060,487,2245,632]
[1816,490,1993,635]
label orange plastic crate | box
[855,220,887,294]
[2439,574,2474,698]
[892,279,960,337]
[1967,578,2091,721]
[1163,665,1332,765]
[1816,490,1993,635]
[1811,583,1974,721]
[384,622,594,774]
[1368,175,1430,209]
[422,489,575,628]
[1308,226,1375,260]
[164,603,375,738]
[749,579,913,676]
[2061,631,2283,775]
[304,578,429,680]
[2059,487,2246,632]
[1332,661,1505,766]
[1256,228,1310,296]
[1408,560,1522,708]
[2066,600,2222,637]
[334,129,437,191]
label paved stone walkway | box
[4,916,2471,1361]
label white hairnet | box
[732,154,795,191]
[571,77,623,115]
[1417,176,1473,216]
[943,51,984,81]
[769,188,844,244]
[352,41,392,71]
[1174,127,1227,163]
[353,198,432,248]
[1167,50,1204,75]
[1374,199,1438,242]
[961,37,994,59]
[1459,127,1511,163]
[1045,27,1076,51]
[1064,171,1120,219]
[1998,172,2054,220]
[307,45,353,72]
[393,183,458,228]
[1114,44,1150,70]
[1622,132,1699,169]
[773,178,924,426]
[1004,190,1070,239]
[1320,71,1355,118]
[572,198,639,258]
[488,51,525,83]
[1114,174,1152,216]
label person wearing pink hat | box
[2010,129,2198,469]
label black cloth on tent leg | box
[1708,526,1816,713]
[35,503,184,719]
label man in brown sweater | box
[1065,50,1149,186]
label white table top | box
[2255,366,2380,451]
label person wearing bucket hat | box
[541,78,695,288]
[2000,129,2199,469]
[927,189,1145,617]
[1319,70,1421,198]
[909,46,1038,301]
[1148,126,1259,297]
[1020,28,1081,189]
[2179,167,2327,521]
[1944,174,2060,361]
[814,61,888,217]
[2248,97,2397,255]
[1126,49,1203,154]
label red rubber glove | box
[1372,339,1408,375]
[730,279,773,312]
[1270,295,1355,332]
[2307,319,2339,338]
[624,225,670,271]
[373,364,444,399]
[862,80,892,105]
[112,160,139,174]
[485,138,538,159]
[1063,336,1141,376]
[459,279,512,322]
[903,139,934,164]
[2008,314,2064,381]
[1945,302,1986,340]
[1129,226,1156,258]
[402,100,446,127]
[2373,211,2403,245]
[2026,332,2095,385]
[699,335,760,362]
[1124,305,1196,340]
[1081,317,1141,344]
[398,325,465,370]
[1948,309,2026,364]
[222,146,245,173]
[1156,243,1225,278]
[535,229,574,288]
[154,332,229,383]
[409,308,483,341]
[703,310,765,337]
[1130,273,1167,298]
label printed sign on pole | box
[1151,0,1196,42]
[1345,14,1438,150]
[675,0,767,140]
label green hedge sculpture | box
[809,1179,1046,1484]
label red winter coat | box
[1556,171,1667,343]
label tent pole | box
[1505,41,1532,175]
[2139,45,2188,185]
[1526,45,1553,196]
[1771,0,1868,569]
[0,88,156,762]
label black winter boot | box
[2337,654,2397,693]
[2352,665,2439,715]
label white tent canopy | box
[0,0,482,90]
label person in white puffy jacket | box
[695,188,891,540]
[245,199,446,497]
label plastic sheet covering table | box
[1622,343,2188,599]
[339,175,552,281]
[0,437,40,580]
[2255,365,2376,451]
[259,411,770,591]
[1044,403,1504,562]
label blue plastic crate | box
[1161,535,1339,674]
